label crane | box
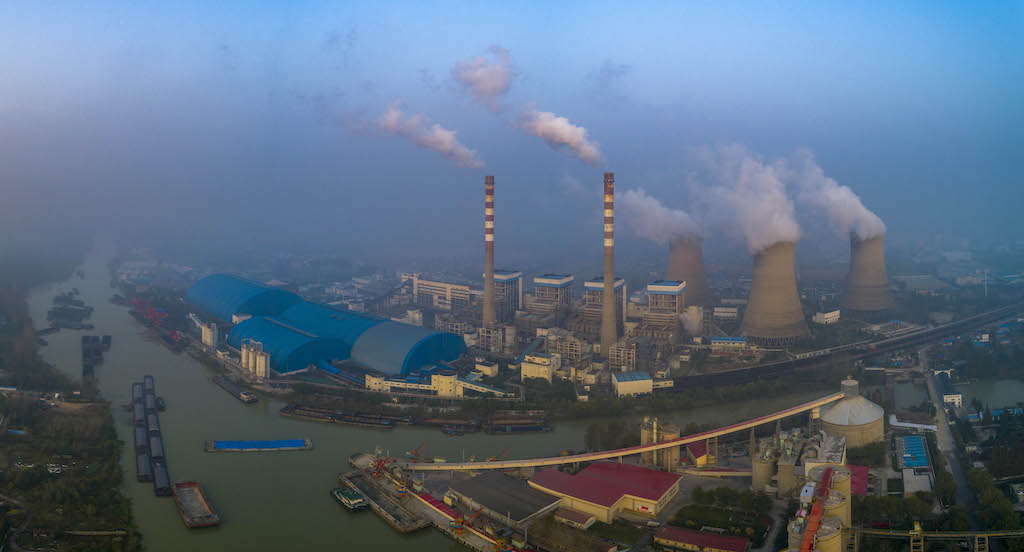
[371,457,393,479]
[405,441,429,461]
[799,466,834,552]
[489,448,511,462]
[449,508,485,534]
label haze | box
[1,2,1021,270]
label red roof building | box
[528,462,681,523]
[654,526,750,552]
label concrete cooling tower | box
[667,236,711,307]
[842,234,892,312]
[740,241,809,345]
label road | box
[924,367,974,512]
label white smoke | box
[691,144,800,254]
[519,105,603,165]
[376,102,484,169]
[679,312,700,334]
[451,45,516,112]
[787,149,885,240]
[618,188,699,245]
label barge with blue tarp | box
[204,438,313,452]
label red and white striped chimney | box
[600,172,618,354]
[483,175,496,326]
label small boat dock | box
[204,439,313,452]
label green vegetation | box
[587,519,647,545]
[674,487,773,547]
[950,336,1024,380]
[851,494,933,529]
[583,420,640,451]
[934,469,957,505]
[847,442,888,466]
[966,468,1021,531]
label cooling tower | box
[740,241,809,344]
[667,235,711,306]
[600,172,619,354]
[842,234,892,312]
[483,176,496,326]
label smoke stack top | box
[790,149,885,240]
[619,188,699,244]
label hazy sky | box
[2,2,1021,268]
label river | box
[28,240,829,551]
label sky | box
[1,1,1022,271]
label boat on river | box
[172,481,221,528]
[331,487,368,511]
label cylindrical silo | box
[823,490,850,528]
[752,452,777,492]
[808,465,852,498]
[241,343,251,370]
[789,517,842,552]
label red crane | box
[405,441,429,461]
[489,448,511,462]
[450,508,485,534]
[799,466,834,552]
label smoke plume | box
[451,45,515,112]
[519,105,603,165]
[787,149,885,240]
[692,144,800,253]
[376,101,484,168]
[679,312,700,334]
[618,188,699,244]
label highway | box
[400,392,844,471]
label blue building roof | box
[612,371,652,382]
[186,274,301,322]
[196,274,467,376]
[901,436,929,468]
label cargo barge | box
[172,481,221,528]
[204,438,313,452]
[339,472,429,533]
[279,405,393,429]
[153,461,172,496]
[484,424,552,434]
[212,376,257,404]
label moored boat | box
[172,481,221,528]
[331,487,368,511]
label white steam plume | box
[519,105,603,165]
[618,188,699,245]
[787,149,885,240]
[376,101,484,169]
[692,144,800,254]
[451,45,515,112]
[679,312,700,334]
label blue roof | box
[612,371,652,382]
[227,317,346,374]
[712,337,747,342]
[901,436,929,468]
[276,301,385,356]
[213,439,307,450]
[350,321,467,375]
[186,274,301,321]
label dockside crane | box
[449,508,485,534]
[489,448,511,462]
[405,441,429,461]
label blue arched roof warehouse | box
[189,274,466,375]
[185,274,301,322]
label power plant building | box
[529,273,574,322]
[581,276,627,332]
[612,371,653,397]
[642,281,686,325]
[408,274,473,312]
[491,269,523,323]
[187,274,467,376]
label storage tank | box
[822,490,850,528]
[788,516,842,552]
[808,464,853,499]
[241,343,251,371]
[819,378,884,447]
[752,450,777,492]
[640,418,681,469]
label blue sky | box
[1,1,1021,267]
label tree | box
[714,486,738,508]
[934,470,957,505]
[692,487,714,507]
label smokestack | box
[740,241,809,344]
[483,176,496,326]
[601,173,618,354]
[667,236,711,307]
[842,234,892,312]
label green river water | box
[28,241,827,552]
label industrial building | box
[812,310,841,325]
[529,273,575,322]
[491,269,523,323]
[520,352,560,383]
[654,526,750,552]
[611,371,653,397]
[528,462,681,523]
[186,274,467,376]
[446,472,561,529]
[409,273,474,312]
[572,276,627,343]
[641,417,681,470]
[364,368,510,398]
